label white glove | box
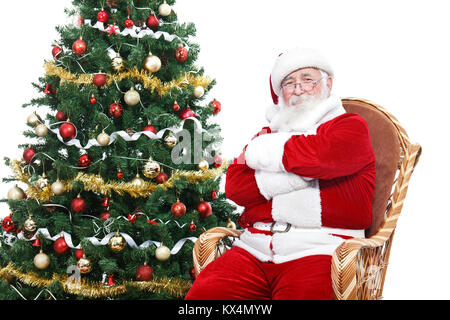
[245,132,293,172]
[254,170,311,201]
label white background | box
[0,0,448,299]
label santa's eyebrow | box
[282,73,314,84]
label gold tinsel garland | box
[44,62,212,97]
[0,263,191,298]
[10,160,227,202]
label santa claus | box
[185,48,376,300]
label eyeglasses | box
[281,76,325,93]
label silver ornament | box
[96,131,111,146]
[144,53,161,73]
[158,1,172,16]
[35,124,48,137]
[51,180,65,195]
[7,185,26,200]
[124,87,140,106]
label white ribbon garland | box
[84,19,189,49]
[9,228,196,255]
[42,116,204,150]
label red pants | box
[185,246,334,300]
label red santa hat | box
[269,48,334,105]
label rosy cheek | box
[282,92,291,104]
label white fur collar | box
[266,95,346,133]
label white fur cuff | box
[254,170,310,200]
[245,132,293,172]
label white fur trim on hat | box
[271,48,334,97]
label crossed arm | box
[225,114,374,208]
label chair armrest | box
[331,234,393,300]
[193,227,243,277]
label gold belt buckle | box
[270,222,291,233]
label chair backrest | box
[341,99,401,238]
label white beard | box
[267,89,346,133]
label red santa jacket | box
[225,96,376,263]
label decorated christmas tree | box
[0,0,236,300]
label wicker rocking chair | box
[192,98,422,300]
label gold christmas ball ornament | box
[158,0,172,16]
[164,132,177,148]
[77,255,92,274]
[155,243,171,262]
[111,54,125,72]
[193,86,205,98]
[142,158,160,178]
[35,124,48,137]
[143,52,162,73]
[27,112,42,126]
[198,159,209,171]
[131,174,145,187]
[7,185,26,200]
[124,87,140,106]
[34,250,50,270]
[108,230,127,252]
[51,180,65,196]
[96,131,111,146]
[24,216,37,232]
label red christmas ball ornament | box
[116,168,124,179]
[74,249,84,260]
[171,200,187,218]
[56,111,68,122]
[2,216,16,233]
[59,122,77,140]
[124,18,134,29]
[197,200,212,218]
[72,38,87,55]
[146,14,159,30]
[52,46,62,59]
[179,108,196,120]
[143,123,157,135]
[210,99,222,115]
[97,9,109,23]
[54,236,71,255]
[71,195,87,213]
[189,221,197,232]
[172,102,180,112]
[93,73,107,87]
[156,171,168,184]
[109,102,123,118]
[213,155,223,168]
[136,263,153,281]
[78,154,92,168]
[23,147,36,163]
[90,95,97,104]
[100,210,110,221]
[175,46,189,63]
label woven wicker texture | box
[192,98,421,299]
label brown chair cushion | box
[342,100,400,238]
